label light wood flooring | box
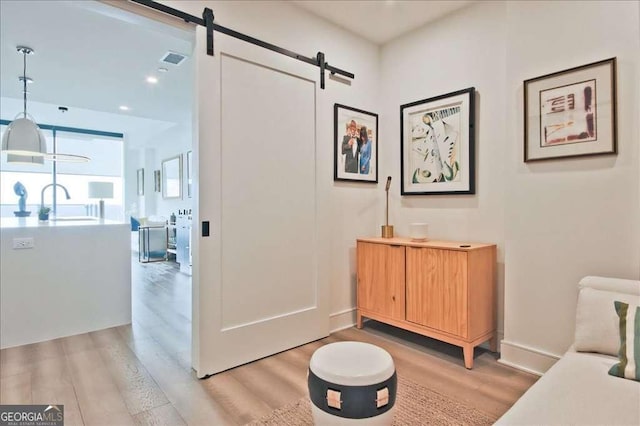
[0,252,537,425]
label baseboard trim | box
[330,308,356,333]
[499,340,562,376]
[498,358,544,377]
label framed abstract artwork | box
[524,57,617,162]
[334,104,378,183]
[400,87,475,195]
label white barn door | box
[193,27,328,376]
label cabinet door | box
[406,247,468,337]
[357,242,405,320]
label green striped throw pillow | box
[608,301,640,381]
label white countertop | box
[0,216,127,228]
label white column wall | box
[141,147,157,217]
[124,143,140,218]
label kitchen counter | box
[0,216,131,348]
[0,216,125,228]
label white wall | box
[152,123,193,218]
[381,0,640,374]
[124,145,154,218]
[124,123,192,221]
[501,0,640,374]
[156,0,640,375]
[380,0,508,340]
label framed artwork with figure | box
[524,57,617,162]
[334,104,378,183]
[400,87,475,195]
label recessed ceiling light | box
[146,76,158,84]
[158,67,168,73]
[119,105,130,111]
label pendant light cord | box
[22,49,27,117]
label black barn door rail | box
[130,0,355,89]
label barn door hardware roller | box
[130,0,354,89]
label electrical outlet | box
[12,237,34,249]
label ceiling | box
[0,0,473,143]
[0,0,194,137]
[292,0,474,44]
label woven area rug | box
[247,375,496,425]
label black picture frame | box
[400,87,475,195]
[524,57,617,162]
[334,104,378,183]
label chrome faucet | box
[41,184,71,214]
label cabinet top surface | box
[357,237,495,251]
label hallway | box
[132,255,191,371]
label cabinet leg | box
[356,311,363,329]
[463,345,474,369]
[489,334,498,353]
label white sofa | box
[497,276,640,425]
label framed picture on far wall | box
[334,104,378,183]
[154,170,161,193]
[137,168,144,196]
[162,155,182,199]
[400,87,475,195]
[524,57,617,162]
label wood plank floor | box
[0,250,537,425]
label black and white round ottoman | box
[308,341,397,425]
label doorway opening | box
[0,0,196,367]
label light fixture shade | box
[44,153,90,163]
[88,182,114,199]
[1,117,47,157]
[7,153,45,165]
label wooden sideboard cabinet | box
[356,237,497,369]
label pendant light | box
[1,46,46,164]
[1,46,90,164]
